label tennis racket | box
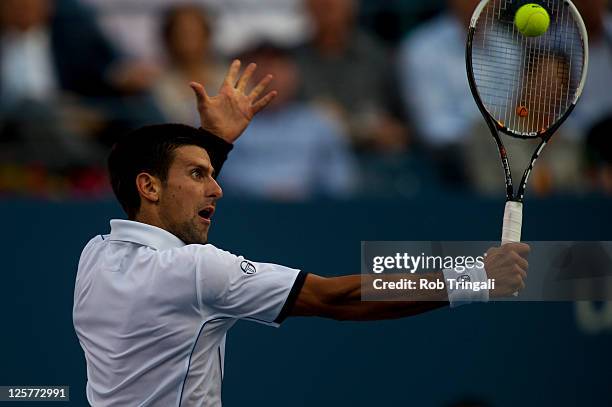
[466,0,589,244]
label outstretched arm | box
[190,59,277,144]
[290,243,529,321]
[292,273,449,321]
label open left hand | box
[189,59,277,143]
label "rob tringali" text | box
[373,278,495,292]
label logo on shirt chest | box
[240,260,257,275]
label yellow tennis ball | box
[515,3,550,37]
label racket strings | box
[471,0,584,136]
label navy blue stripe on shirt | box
[274,271,308,324]
[178,317,230,407]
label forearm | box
[291,245,527,321]
[299,274,449,321]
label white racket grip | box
[501,201,523,297]
[501,201,523,245]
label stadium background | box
[1,0,611,406]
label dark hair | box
[108,124,210,219]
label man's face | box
[167,9,210,64]
[157,145,223,245]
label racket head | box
[466,0,589,140]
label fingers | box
[250,74,276,114]
[237,63,257,92]
[504,242,530,257]
[516,276,526,291]
[512,252,529,272]
[249,74,274,99]
[252,91,278,114]
[189,82,209,109]
[232,61,275,99]
[504,245,528,275]
[486,243,530,298]
[211,59,277,115]
[514,264,527,279]
[224,59,242,87]
[507,267,527,296]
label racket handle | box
[501,201,523,245]
[501,201,523,297]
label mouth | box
[198,206,215,224]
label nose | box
[208,177,223,199]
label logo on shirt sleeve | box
[457,274,471,283]
[240,260,257,275]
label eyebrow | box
[186,162,216,177]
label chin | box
[172,223,209,246]
[195,230,209,245]
[183,236,208,246]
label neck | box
[134,209,164,230]
[175,60,205,73]
[313,28,350,55]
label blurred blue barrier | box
[0,196,611,406]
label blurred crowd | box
[0,0,610,200]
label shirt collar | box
[108,219,185,251]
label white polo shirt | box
[73,220,306,407]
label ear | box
[135,172,162,204]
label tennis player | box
[73,60,529,406]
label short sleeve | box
[193,245,307,326]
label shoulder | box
[76,235,107,280]
[183,243,236,257]
[83,234,105,249]
[289,103,330,121]
[400,14,458,57]
[78,235,105,260]
[293,104,347,140]
[183,244,242,270]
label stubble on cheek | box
[161,180,209,244]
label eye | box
[191,169,203,179]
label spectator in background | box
[0,0,112,170]
[152,4,225,125]
[399,0,612,150]
[0,0,162,195]
[398,0,480,185]
[399,0,587,194]
[78,0,309,61]
[219,42,357,200]
[77,0,217,61]
[213,0,309,56]
[295,0,408,152]
[0,0,159,104]
[567,0,612,136]
[464,55,583,196]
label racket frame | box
[466,0,589,203]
